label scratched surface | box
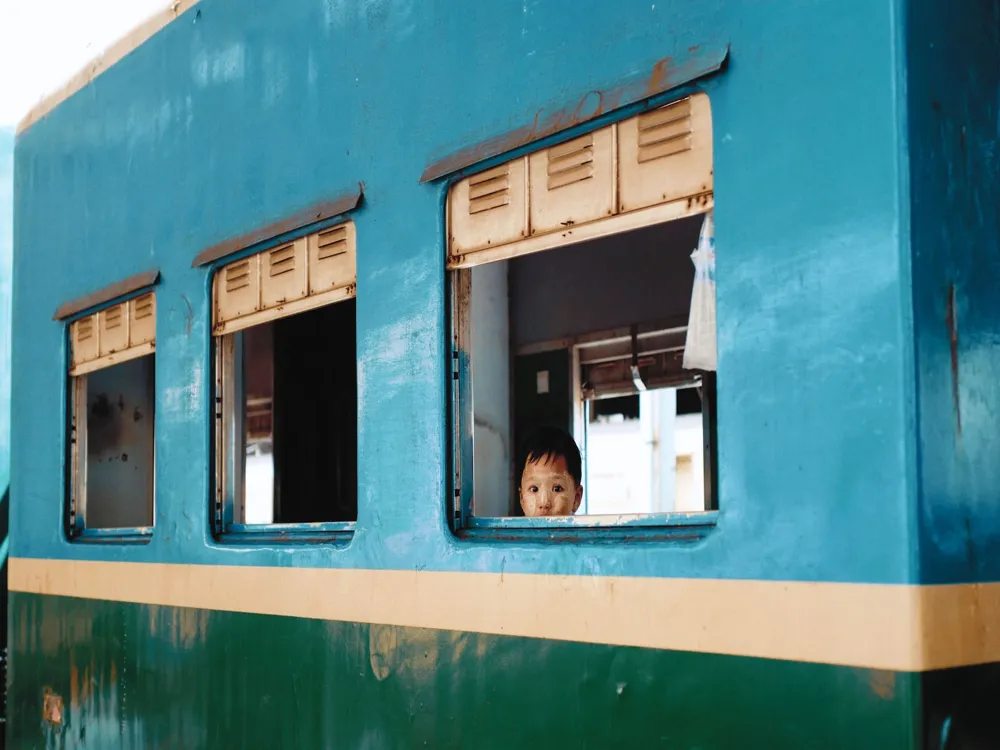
[905,0,1000,585]
[10,0,916,585]
[7,592,917,749]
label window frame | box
[65,289,158,545]
[209,219,359,545]
[445,93,720,536]
[448,273,719,534]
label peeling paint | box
[419,43,729,182]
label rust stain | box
[42,687,64,726]
[868,670,896,700]
[420,43,729,183]
[192,185,364,267]
[647,56,675,96]
[947,283,962,437]
[53,269,160,321]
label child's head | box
[518,426,583,517]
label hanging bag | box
[682,211,717,371]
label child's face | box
[519,454,583,517]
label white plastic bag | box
[683,211,717,371]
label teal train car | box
[7,0,1000,747]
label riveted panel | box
[129,293,156,346]
[618,93,713,213]
[71,315,99,369]
[215,255,261,328]
[528,126,616,235]
[449,159,528,259]
[261,238,308,308]
[308,222,356,296]
[98,303,129,357]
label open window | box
[212,222,358,542]
[448,93,717,530]
[67,291,157,541]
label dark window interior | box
[240,299,357,523]
[84,355,155,529]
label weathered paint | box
[53,270,160,321]
[11,557,1000,673]
[190,186,364,267]
[419,43,730,183]
[7,592,920,750]
[13,0,912,584]
[8,0,1000,746]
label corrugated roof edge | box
[16,0,201,136]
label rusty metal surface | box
[419,44,729,183]
[191,187,364,267]
[53,270,159,321]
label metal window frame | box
[67,354,155,545]
[211,324,356,545]
[448,276,719,537]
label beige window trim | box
[447,93,713,270]
[212,221,357,336]
[69,292,157,376]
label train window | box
[448,94,717,529]
[67,293,157,539]
[212,222,358,540]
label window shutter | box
[308,222,356,296]
[528,127,615,235]
[98,303,129,356]
[129,293,156,346]
[215,255,261,329]
[71,315,99,369]
[448,159,528,258]
[261,238,308,309]
[618,93,713,214]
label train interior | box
[236,298,358,524]
[467,213,715,517]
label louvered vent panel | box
[71,314,99,368]
[215,254,261,328]
[316,226,348,260]
[546,134,595,190]
[468,165,512,214]
[529,125,615,236]
[619,93,713,213]
[261,238,307,309]
[449,157,528,257]
[636,98,693,162]
[99,303,129,356]
[308,222,356,296]
[129,293,156,346]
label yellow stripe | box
[9,557,1000,671]
[16,1,201,135]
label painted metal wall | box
[906,0,1000,586]
[10,0,914,585]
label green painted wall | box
[8,593,917,749]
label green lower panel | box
[8,592,917,749]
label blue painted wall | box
[1,125,12,499]
[11,0,916,584]
[906,1,1000,584]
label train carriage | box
[6,0,1000,747]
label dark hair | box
[519,426,582,487]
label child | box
[518,426,583,517]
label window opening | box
[448,94,716,529]
[213,221,358,538]
[67,292,157,539]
